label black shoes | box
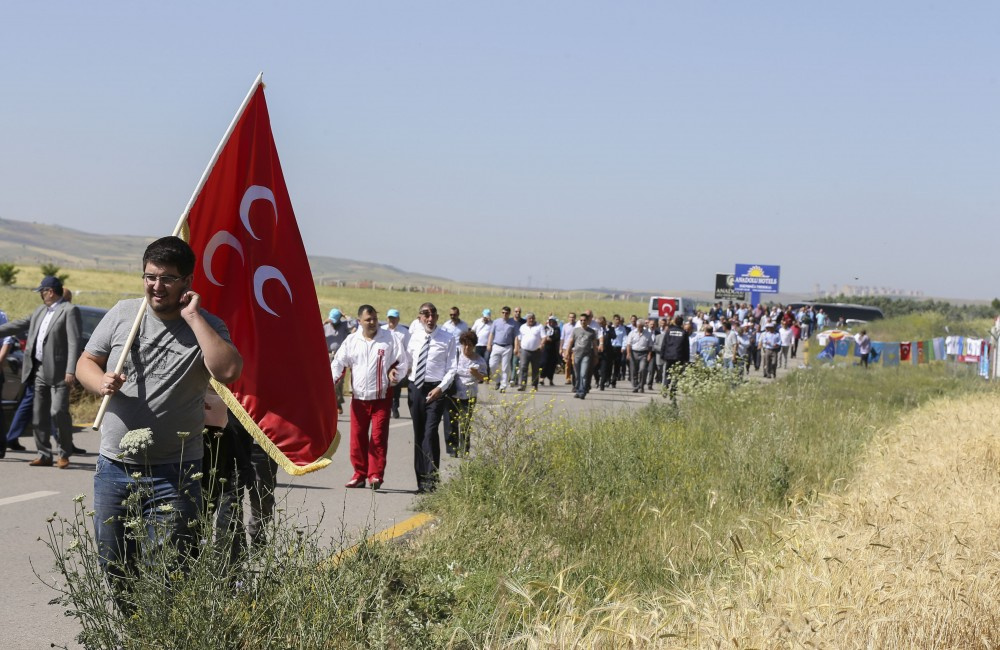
[8,441,26,452]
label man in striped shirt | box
[331,305,407,491]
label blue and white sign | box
[733,264,781,293]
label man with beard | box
[76,236,243,600]
[406,302,457,493]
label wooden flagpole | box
[92,73,265,430]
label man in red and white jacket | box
[331,305,407,490]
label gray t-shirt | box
[86,298,232,465]
[570,326,598,358]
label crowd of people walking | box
[322,299,821,493]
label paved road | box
[0,356,801,649]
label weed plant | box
[43,431,455,650]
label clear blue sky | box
[2,3,997,299]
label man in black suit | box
[0,276,82,468]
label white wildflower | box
[119,428,154,455]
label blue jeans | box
[574,354,593,396]
[94,454,203,600]
[6,382,33,443]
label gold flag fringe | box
[210,378,339,476]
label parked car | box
[1,305,109,422]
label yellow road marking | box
[327,512,435,567]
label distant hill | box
[0,217,452,287]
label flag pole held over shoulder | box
[92,74,265,432]
[96,74,339,475]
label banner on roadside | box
[733,264,781,294]
[714,273,747,301]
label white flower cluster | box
[119,428,154,456]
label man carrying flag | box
[77,236,243,598]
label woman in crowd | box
[447,330,487,457]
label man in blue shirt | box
[486,306,519,391]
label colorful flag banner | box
[184,80,339,475]
[916,341,925,364]
[835,339,850,357]
[882,342,901,367]
[900,342,912,362]
[870,341,883,364]
[932,337,946,360]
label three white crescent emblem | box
[201,185,292,317]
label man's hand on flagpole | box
[100,371,127,397]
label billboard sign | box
[714,273,747,301]
[733,264,780,294]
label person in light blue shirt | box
[694,325,720,367]
[486,306,519,390]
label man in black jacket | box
[659,315,690,400]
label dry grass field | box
[499,391,1000,649]
[0,265,648,325]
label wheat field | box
[497,392,1000,649]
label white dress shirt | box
[441,318,469,340]
[406,326,457,390]
[34,301,61,363]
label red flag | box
[184,82,338,474]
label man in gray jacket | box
[0,276,82,467]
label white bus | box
[647,296,697,321]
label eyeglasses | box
[419,309,437,317]
[142,273,184,286]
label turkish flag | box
[184,82,338,474]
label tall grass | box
[864,311,993,341]
[416,363,992,645]
[46,360,992,648]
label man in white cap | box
[471,308,492,375]
[323,308,354,414]
[381,308,410,418]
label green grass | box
[408,363,994,644]
[864,311,993,341]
